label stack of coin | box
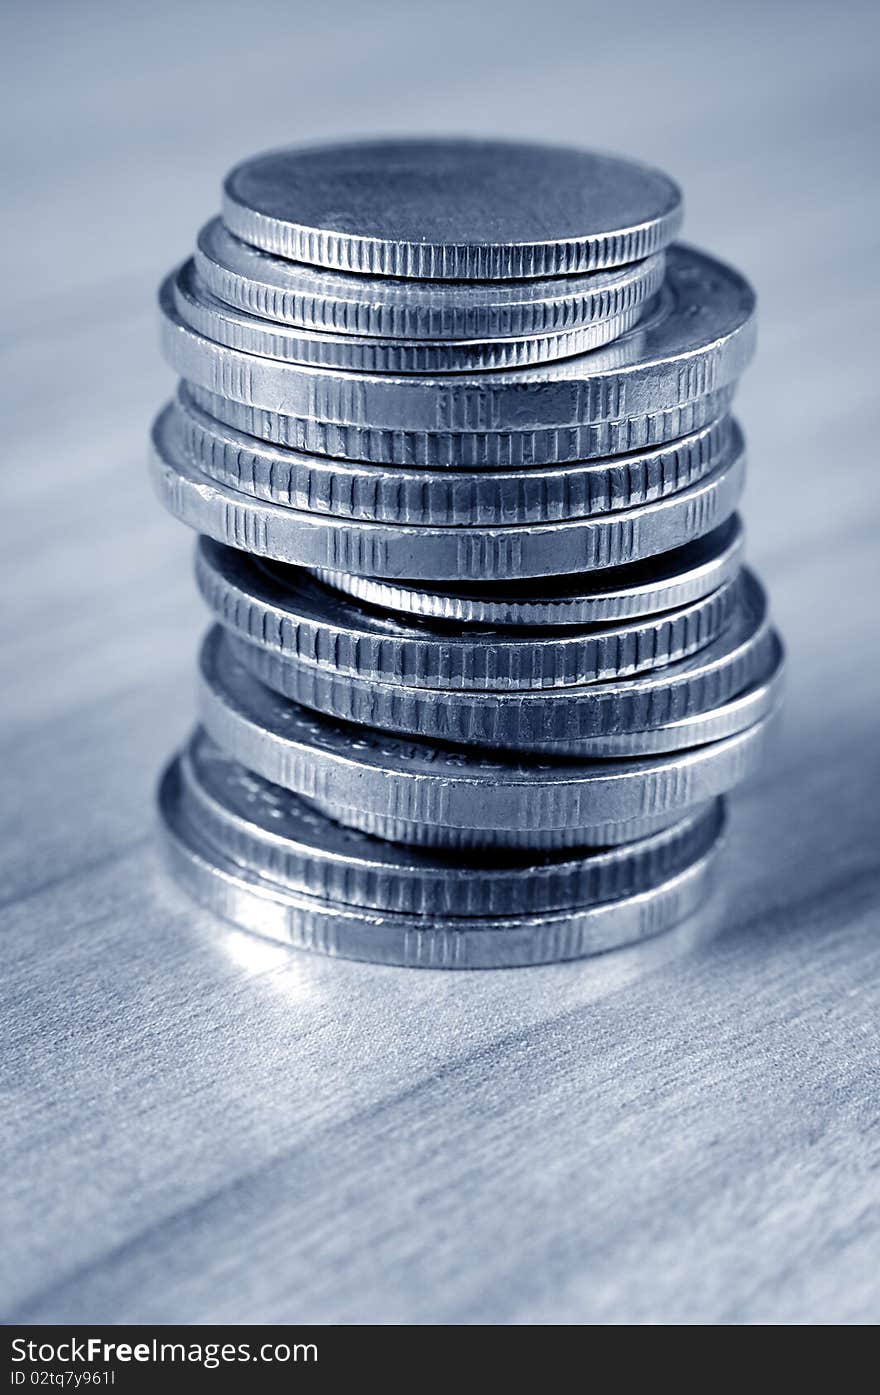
[151,138,784,968]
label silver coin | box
[176,385,733,527]
[196,538,740,692]
[198,625,781,833]
[227,570,773,748]
[196,217,667,341]
[151,404,744,581]
[160,784,722,969]
[313,516,745,625]
[221,138,683,280]
[191,379,737,470]
[306,801,698,851]
[172,726,725,917]
[250,629,784,762]
[529,632,785,756]
[160,248,755,467]
[170,260,646,374]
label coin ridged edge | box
[527,633,785,755]
[151,405,745,580]
[177,387,734,526]
[221,196,683,282]
[173,262,648,374]
[186,381,738,468]
[198,627,781,829]
[160,286,753,437]
[219,565,773,745]
[196,226,667,340]
[197,541,740,692]
[311,517,745,623]
[161,767,721,968]
[229,610,775,749]
[177,733,725,915]
[307,801,698,851]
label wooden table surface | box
[2,0,879,1324]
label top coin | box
[221,138,683,280]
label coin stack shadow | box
[151,139,784,968]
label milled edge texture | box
[160,762,721,967]
[178,733,725,915]
[196,538,741,692]
[195,225,667,339]
[221,198,683,282]
[177,387,734,526]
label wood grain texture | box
[2,0,879,1325]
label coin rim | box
[176,730,726,916]
[160,774,722,967]
[196,537,742,692]
[188,379,738,467]
[221,139,684,281]
[176,386,734,526]
[228,589,775,747]
[159,248,756,437]
[151,404,745,580]
[172,261,649,374]
[311,516,746,623]
[198,625,782,829]
[196,218,667,340]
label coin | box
[221,138,683,279]
[313,517,744,624]
[159,248,755,467]
[172,727,724,916]
[177,386,733,527]
[242,629,784,761]
[304,633,786,764]
[170,260,646,373]
[227,570,773,747]
[196,217,667,341]
[306,801,699,851]
[528,632,784,756]
[196,537,740,691]
[197,626,781,832]
[150,403,744,580]
[160,777,722,968]
[191,379,736,470]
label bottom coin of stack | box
[160,728,726,969]
[157,533,783,967]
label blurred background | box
[2,0,879,1324]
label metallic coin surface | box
[160,775,722,968]
[196,218,667,341]
[198,626,781,832]
[161,249,754,463]
[191,379,737,470]
[221,138,683,280]
[313,516,745,624]
[306,801,698,851]
[160,249,755,467]
[174,727,724,916]
[151,404,744,580]
[229,571,774,748]
[246,628,784,761]
[170,261,645,374]
[528,632,785,756]
[176,386,733,527]
[196,538,740,692]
